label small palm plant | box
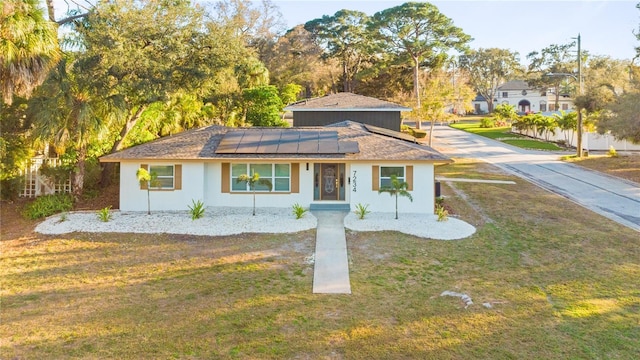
[236,171,272,216]
[378,175,413,220]
[136,168,159,215]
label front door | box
[314,163,345,201]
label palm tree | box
[136,168,159,215]
[378,175,413,220]
[554,110,577,145]
[236,172,272,216]
[29,57,124,198]
[1,0,61,105]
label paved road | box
[432,125,640,232]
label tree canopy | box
[1,0,61,105]
[369,1,471,124]
[459,48,522,112]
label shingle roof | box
[100,121,451,163]
[497,80,530,91]
[284,92,412,112]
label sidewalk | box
[312,211,351,294]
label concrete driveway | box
[432,125,640,232]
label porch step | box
[310,203,351,211]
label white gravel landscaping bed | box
[35,207,317,236]
[344,212,476,240]
[35,207,476,240]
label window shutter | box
[140,164,149,190]
[372,165,379,191]
[221,163,230,193]
[291,163,299,193]
[406,165,413,191]
[174,165,182,190]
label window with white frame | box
[231,163,290,192]
[380,166,405,188]
[149,165,175,189]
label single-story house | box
[471,94,489,114]
[284,92,411,132]
[99,121,451,214]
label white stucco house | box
[496,80,574,114]
[99,121,452,214]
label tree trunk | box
[342,60,349,93]
[101,105,147,187]
[72,145,87,200]
[395,193,398,220]
[413,56,422,129]
[45,0,56,22]
[428,117,435,147]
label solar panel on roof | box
[215,131,243,153]
[277,131,300,153]
[215,129,359,154]
[364,124,417,143]
[235,131,262,153]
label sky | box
[49,0,638,63]
[273,0,639,63]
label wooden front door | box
[314,163,345,201]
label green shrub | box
[188,199,205,220]
[412,129,427,138]
[435,204,449,222]
[1,176,24,200]
[292,203,308,219]
[97,206,113,222]
[354,203,371,220]
[607,146,618,157]
[480,117,496,128]
[23,194,74,220]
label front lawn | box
[451,122,562,150]
[564,154,640,184]
[1,161,638,359]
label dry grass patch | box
[2,160,639,359]
[565,154,640,184]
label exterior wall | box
[472,100,489,114]
[496,89,573,113]
[348,162,436,214]
[204,161,314,209]
[120,161,205,212]
[292,111,402,131]
[120,160,437,214]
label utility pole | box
[576,34,584,157]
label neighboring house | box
[495,80,573,113]
[471,94,489,114]
[99,121,451,214]
[284,92,411,132]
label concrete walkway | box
[312,211,351,294]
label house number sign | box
[352,170,357,192]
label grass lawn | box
[564,154,640,184]
[2,161,639,359]
[451,122,562,151]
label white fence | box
[512,127,640,152]
[20,157,72,198]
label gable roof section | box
[497,80,529,91]
[100,121,451,163]
[284,92,411,112]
